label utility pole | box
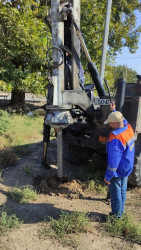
[125,64,127,81]
[100,0,112,84]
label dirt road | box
[0,139,141,250]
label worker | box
[104,103,135,217]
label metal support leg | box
[42,124,51,169]
[42,142,51,169]
[42,142,48,165]
[57,128,63,178]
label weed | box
[49,211,90,238]
[24,167,31,175]
[105,214,141,243]
[7,187,38,203]
[0,210,22,235]
[79,167,107,194]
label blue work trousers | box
[109,176,128,217]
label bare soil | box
[0,138,141,250]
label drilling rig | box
[42,0,141,187]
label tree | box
[103,64,138,96]
[81,0,141,72]
[111,65,138,83]
[112,65,137,83]
[0,0,141,104]
[0,0,50,104]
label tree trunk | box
[10,89,25,105]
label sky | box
[115,10,141,74]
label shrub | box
[0,149,17,168]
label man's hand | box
[104,178,111,185]
[110,102,116,112]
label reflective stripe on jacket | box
[105,121,135,181]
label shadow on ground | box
[0,139,108,225]
[0,191,107,224]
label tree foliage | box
[0,0,50,96]
[0,0,141,101]
[103,64,138,95]
[111,65,138,83]
[81,0,141,69]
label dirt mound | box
[34,175,84,199]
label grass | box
[50,127,56,138]
[0,110,10,135]
[32,109,45,117]
[79,166,108,194]
[0,113,43,167]
[0,210,23,235]
[105,214,141,243]
[2,115,43,147]
[41,211,90,244]
[127,199,141,207]
[7,187,38,203]
[0,113,43,149]
[41,211,90,246]
[24,167,32,175]
[49,211,90,238]
[14,144,32,157]
[127,188,141,208]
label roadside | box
[0,92,47,102]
